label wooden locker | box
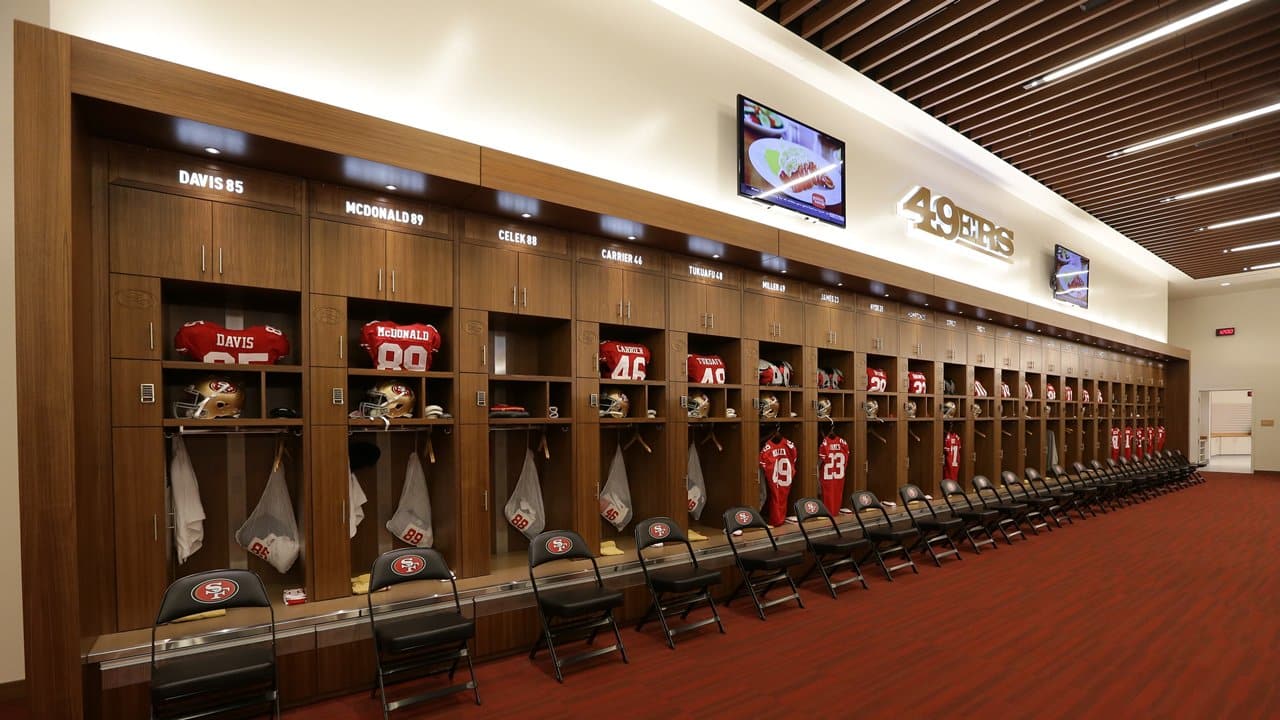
[575,263,625,324]
[624,270,667,329]
[309,368,350,425]
[458,243,519,313]
[386,231,453,306]
[1042,340,1061,374]
[310,426,352,600]
[457,424,491,577]
[308,294,347,368]
[772,296,805,345]
[901,321,934,359]
[457,373,490,425]
[995,337,1019,370]
[457,310,490,374]
[703,284,741,337]
[937,326,966,364]
[1021,337,1043,373]
[212,204,302,290]
[111,359,163,427]
[109,185,211,282]
[309,219,385,299]
[109,273,162,360]
[112,427,167,631]
[741,292,770,341]
[518,253,572,318]
[968,333,995,367]
[666,278,704,334]
[856,313,897,354]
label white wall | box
[1171,288,1278,470]
[46,0,1174,341]
[2,0,50,686]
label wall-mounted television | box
[1052,244,1090,309]
[737,95,846,228]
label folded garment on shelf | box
[489,404,530,418]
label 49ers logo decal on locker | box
[391,555,426,577]
[191,578,239,604]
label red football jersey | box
[907,371,928,395]
[1156,425,1167,451]
[1146,426,1156,453]
[1063,385,1073,402]
[973,380,988,397]
[818,435,850,513]
[943,431,962,482]
[1046,383,1057,401]
[360,321,441,371]
[687,354,727,384]
[1110,427,1121,461]
[1133,427,1146,457]
[1123,426,1134,460]
[599,341,649,380]
[758,438,798,527]
[174,321,290,364]
[866,368,888,392]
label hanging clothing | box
[686,442,707,521]
[169,436,206,564]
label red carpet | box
[287,471,1280,720]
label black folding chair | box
[1033,465,1085,521]
[1000,471,1055,532]
[793,498,870,598]
[850,491,919,581]
[723,507,805,620]
[898,484,963,567]
[1090,459,1137,505]
[1020,468,1073,526]
[528,530,628,682]
[971,475,1029,542]
[1064,461,1112,512]
[150,570,278,720]
[633,517,725,648]
[939,479,1000,553]
[367,548,479,716]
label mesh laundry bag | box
[599,445,634,531]
[235,447,300,574]
[169,436,206,564]
[348,464,367,539]
[386,451,433,547]
[686,442,707,521]
[505,448,546,540]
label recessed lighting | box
[1244,261,1280,271]
[1108,101,1280,157]
[1220,282,1232,286]
[712,254,720,259]
[1204,211,1280,231]
[520,212,532,218]
[837,282,843,287]
[204,147,221,155]
[626,235,636,241]
[1161,170,1280,202]
[781,269,787,274]
[384,184,397,191]
[1025,0,1253,90]
[1226,239,1280,253]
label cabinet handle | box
[378,269,384,292]
[626,301,631,320]
[200,245,206,273]
[483,490,489,512]
[481,344,487,369]
[148,322,155,351]
[341,500,346,527]
[153,514,158,541]
[618,301,624,318]
[391,270,396,293]
[522,287,528,307]
[512,285,518,307]
[338,335,344,360]
[218,247,224,275]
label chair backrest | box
[368,547,461,615]
[1024,467,1042,482]
[850,490,893,531]
[793,498,842,541]
[155,569,271,625]
[529,529,595,568]
[939,479,974,512]
[634,516,691,552]
[1071,461,1087,475]
[723,506,782,555]
[899,484,938,521]
[1050,464,1068,479]
[999,470,1024,499]
[971,475,1002,506]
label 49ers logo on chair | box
[803,501,819,515]
[647,522,671,540]
[734,510,754,526]
[191,578,239,605]
[545,536,573,555]
[391,554,425,577]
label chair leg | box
[742,571,768,621]
[466,652,481,706]
[706,591,727,634]
[607,611,629,664]
[815,555,838,599]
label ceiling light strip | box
[1161,170,1280,202]
[1024,0,1254,89]
[1244,261,1280,271]
[1109,102,1280,158]
[1225,239,1280,253]
[1199,210,1280,231]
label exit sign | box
[1216,327,1236,337]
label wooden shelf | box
[688,417,742,424]
[595,378,666,387]
[488,417,572,426]
[490,374,572,383]
[818,389,856,395]
[347,368,452,379]
[162,360,302,374]
[688,382,742,390]
[599,417,665,425]
[347,417,454,427]
[162,418,304,427]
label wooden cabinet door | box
[310,426,352,600]
[1061,349,1078,376]
[309,294,347,368]
[666,279,703,334]
[703,284,741,337]
[1043,345,1061,374]
[968,333,994,367]
[740,293,771,341]
[902,322,934,359]
[310,219,384,299]
[575,263,625,324]
[1022,341,1043,373]
[457,310,490,374]
[773,296,805,345]
[109,186,210,282]
[806,304,836,348]
[518,253,572,318]
[457,425,491,577]
[110,274,162,360]
[995,338,1019,370]
[857,313,897,354]
[111,359,163,427]
[459,243,519,313]
[386,231,453,306]
[623,270,667,329]
[937,328,967,364]
[113,427,168,631]
[213,204,302,290]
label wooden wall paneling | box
[308,294,347,368]
[107,142,304,213]
[574,322,600,380]
[211,203,302,290]
[309,367,350,426]
[108,185,211,282]
[111,428,168,631]
[780,231,934,294]
[457,374,490,426]
[385,231,453,306]
[316,631,375,696]
[457,310,490,375]
[456,424,491,577]
[309,426,352,600]
[109,273,162,360]
[1164,360,1191,456]
[110,359,163,427]
[309,218,384,299]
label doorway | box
[1198,389,1253,473]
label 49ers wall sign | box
[897,186,1015,262]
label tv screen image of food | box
[1052,245,1090,308]
[738,96,846,227]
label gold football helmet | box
[816,398,832,419]
[600,389,630,419]
[862,399,879,419]
[759,394,780,419]
[686,392,711,419]
[357,381,416,419]
[174,377,245,419]
[942,400,958,419]
[903,400,918,418]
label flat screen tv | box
[1052,244,1090,309]
[738,95,846,228]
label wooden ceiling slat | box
[798,0,862,39]
[833,1,952,64]
[853,0,1003,72]
[820,0,911,51]
[866,1,1040,83]
[948,2,1279,135]
[756,0,780,12]
[779,0,823,26]
[1109,197,1280,236]
[982,52,1280,156]
[1143,224,1280,250]
[883,0,1081,94]
[1083,167,1280,216]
